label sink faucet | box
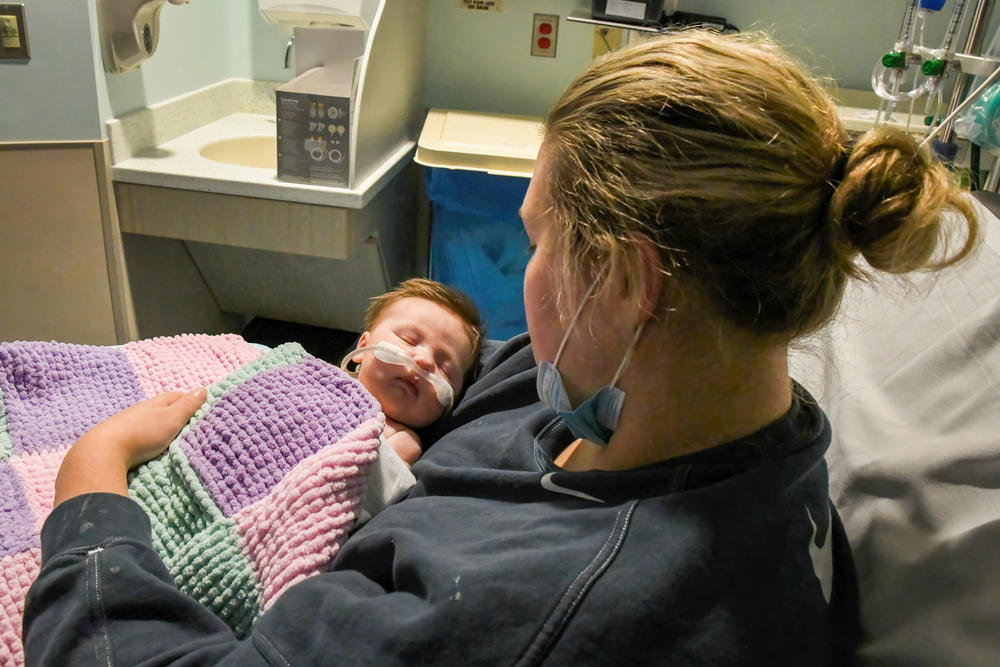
[284,33,294,69]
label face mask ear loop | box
[553,262,608,368]
[608,320,646,389]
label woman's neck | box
[558,324,793,472]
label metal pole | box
[940,0,995,144]
[921,63,1000,147]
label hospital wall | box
[1,1,998,345]
[6,0,1000,141]
[421,0,974,116]
[0,0,105,142]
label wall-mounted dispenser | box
[259,0,367,28]
[98,0,191,74]
[260,0,426,190]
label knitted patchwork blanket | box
[0,334,382,666]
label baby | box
[340,278,484,466]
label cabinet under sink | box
[114,163,425,337]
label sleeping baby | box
[340,278,484,467]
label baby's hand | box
[54,389,206,506]
[383,418,422,467]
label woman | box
[25,30,976,665]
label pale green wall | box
[0,1,292,141]
[0,0,105,141]
[424,0,593,117]
[685,0,1000,91]
[680,0,919,89]
[3,1,1000,142]
[422,0,1000,117]
[104,1,290,118]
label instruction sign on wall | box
[459,0,504,11]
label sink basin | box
[199,136,277,169]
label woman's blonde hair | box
[543,29,978,340]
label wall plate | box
[0,3,29,60]
[531,13,558,57]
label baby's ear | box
[351,332,371,365]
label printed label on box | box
[276,91,351,187]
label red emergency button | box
[539,22,552,35]
[538,37,551,49]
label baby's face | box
[354,297,475,428]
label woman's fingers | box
[151,388,206,409]
[160,388,207,433]
[149,391,188,406]
[173,387,208,411]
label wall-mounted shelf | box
[566,8,662,33]
[567,8,737,34]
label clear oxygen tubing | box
[922,83,945,138]
[874,0,923,125]
[914,2,947,135]
[339,341,455,409]
[874,63,923,124]
[875,0,975,129]
[911,0,970,67]
[914,0,970,131]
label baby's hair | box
[543,29,978,341]
[365,278,485,382]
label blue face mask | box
[536,277,645,447]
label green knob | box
[922,59,945,76]
[882,51,906,68]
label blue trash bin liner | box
[426,168,531,341]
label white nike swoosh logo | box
[806,505,833,604]
[541,473,604,503]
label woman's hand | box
[53,388,207,507]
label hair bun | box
[828,141,853,189]
[828,127,975,274]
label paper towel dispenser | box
[97,0,191,73]
[258,0,367,29]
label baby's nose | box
[410,346,434,371]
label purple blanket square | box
[180,357,379,516]
[0,342,145,455]
[0,462,39,557]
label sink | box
[199,136,277,169]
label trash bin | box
[425,168,530,340]
[416,109,543,340]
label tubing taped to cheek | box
[340,341,454,409]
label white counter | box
[106,80,413,210]
[114,112,413,209]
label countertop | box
[112,112,414,209]
[106,79,414,209]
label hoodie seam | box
[513,501,638,667]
